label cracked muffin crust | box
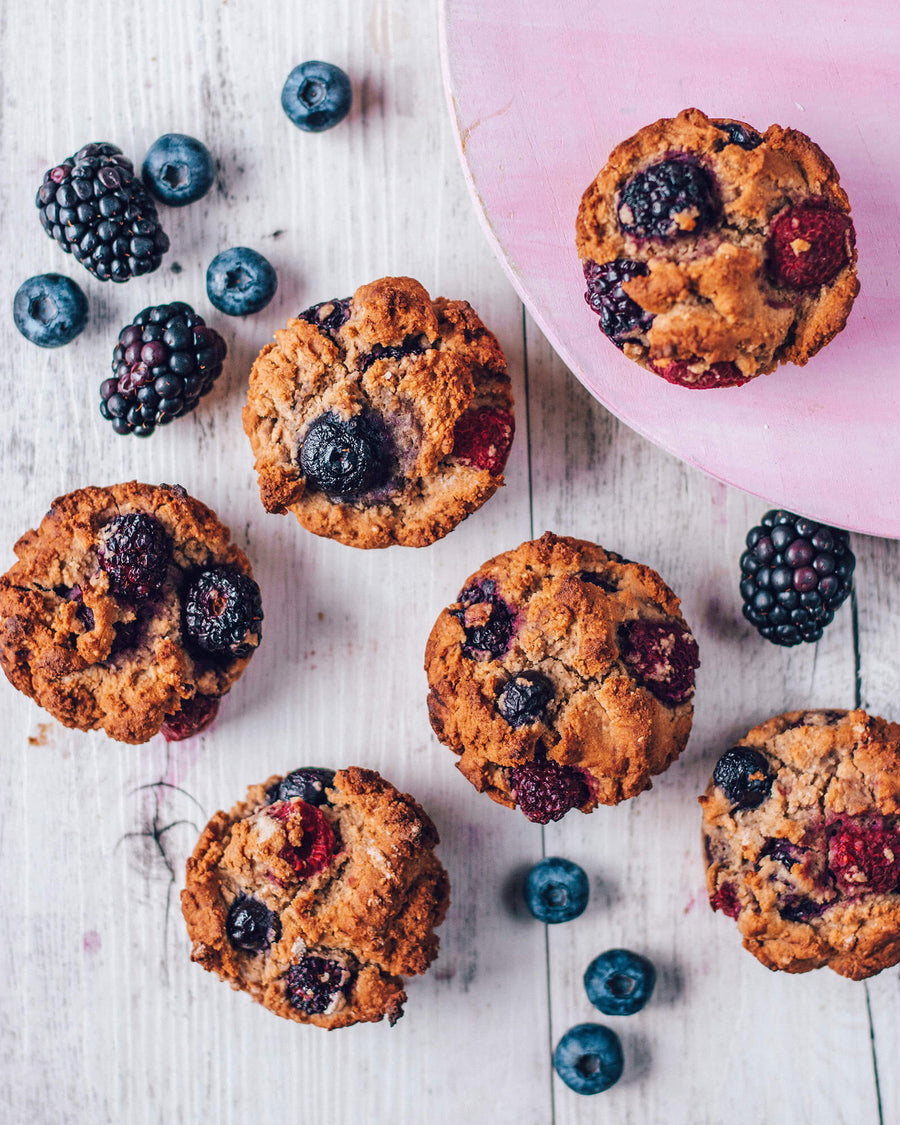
[576,107,858,387]
[181,767,450,1029]
[700,709,900,979]
[424,532,699,823]
[0,482,262,743]
[243,275,514,548]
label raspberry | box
[182,566,263,660]
[36,142,169,282]
[300,411,392,497]
[268,800,335,877]
[98,513,171,600]
[649,358,750,389]
[828,817,900,896]
[618,619,699,705]
[740,509,855,646]
[497,671,555,728]
[582,258,653,348]
[161,694,220,742]
[509,759,589,824]
[711,882,741,918]
[452,579,516,659]
[766,202,853,290]
[452,407,515,474]
[617,155,718,240]
[286,956,351,1015]
[100,302,227,437]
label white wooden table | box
[1,4,896,1123]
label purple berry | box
[286,955,351,1014]
[98,513,171,600]
[618,619,699,705]
[182,566,263,660]
[452,579,516,659]
[510,759,589,824]
[617,155,718,240]
[582,258,653,348]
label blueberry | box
[206,247,277,316]
[281,61,352,133]
[13,273,88,347]
[182,566,263,660]
[584,948,656,1016]
[524,857,589,924]
[553,1023,624,1095]
[713,747,773,809]
[266,767,336,807]
[497,671,555,727]
[715,120,763,150]
[142,134,215,207]
[300,410,391,497]
[225,895,280,952]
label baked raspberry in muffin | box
[700,709,900,979]
[425,532,699,822]
[243,276,514,548]
[0,482,262,743]
[576,108,858,387]
[181,767,450,1028]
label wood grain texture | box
[0,2,896,1124]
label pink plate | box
[440,0,900,537]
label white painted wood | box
[0,2,896,1124]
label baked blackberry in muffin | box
[243,276,514,548]
[700,709,900,979]
[0,482,262,743]
[182,767,450,1028]
[576,108,858,387]
[425,532,699,822]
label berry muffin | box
[576,107,858,387]
[700,709,900,979]
[243,276,514,548]
[0,482,262,743]
[424,532,699,822]
[182,766,450,1028]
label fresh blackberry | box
[36,142,169,282]
[286,956,351,1014]
[99,302,227,437]
[300,411,392,497]
[617,155,718,239]
[582,258,653,347]
[740,510,855,646]
[182,566,263,660]
[510,759,589,824]
[98,513,171,600]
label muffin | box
[0,482,262,743]
[700,709,900,979]
[425,532,699,822]
[576,107,858,387]
[182,766,450,1028]
[243,275,514,548]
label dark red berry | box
[713,747,773,809]
[452,407,515,474]
[161,694,220,741]
[510,759,589,824]
[828,817,900,896]
[225,895,281,952]
[618,619,699,705]
[711,882,741,918]
[286,956,351,1015]
[649,358,750,389]
[617,156,718,240]
[99,513,170,600]
[182,566,263,660]
[452,579,516,659]
[766,202,853,290]
[268,799,335,877]
[582,258,653,348]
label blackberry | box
[98,513,171,600]
[266,767,336,807]
[713,747,773,809]
[739,509,855,646]
[182,566,263,660]
[298,297,351,338]
[36,142,169,282]
[617,155,718,239]
[510,759,589,824]
[497,671,555,728]
[714,120,763,150]
[618,619,699,705]
[286,956,351,1014]
[100,302,227,437]
[582,259,653,347]
[226,895,281,953]
[300,410,392,497]
[452,579,516,659]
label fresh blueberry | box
[13,273,88,347]
[225,895,281,952]
[524,857,589,924]
[142,134,215,207]
[266,767,336,807]
[281,61,352,133]
[713,747,773,809]
[497,671,555,727]
[584,948,656,1016]
[553,1023,624,1095]
[206,247,277,316]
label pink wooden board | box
[441,0,900,538]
